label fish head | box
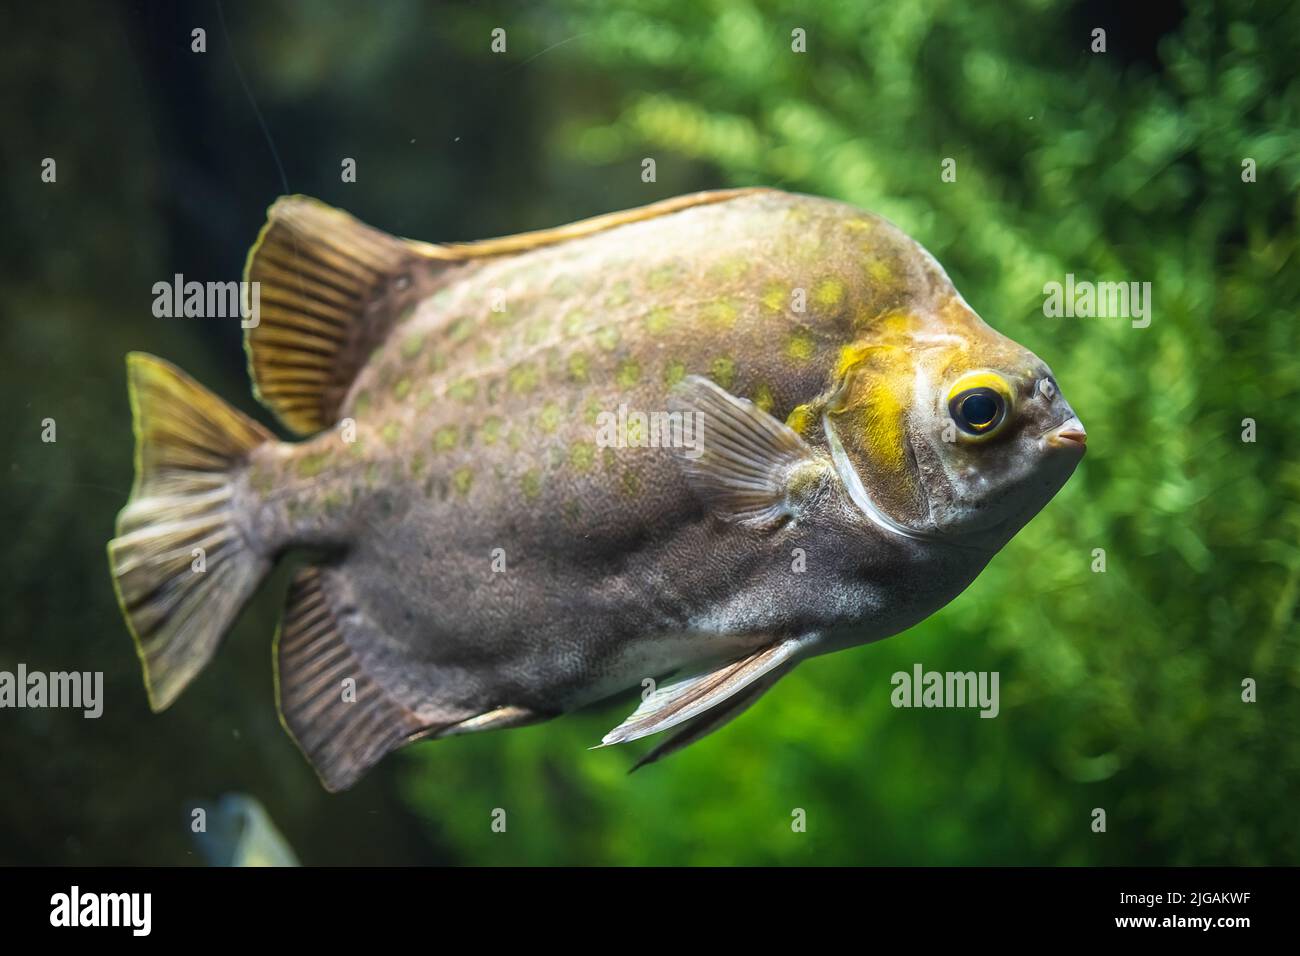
[822,298,1085,547]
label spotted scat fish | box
[108,188,1086,790]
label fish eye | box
[946,372,1013,439]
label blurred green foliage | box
[2,0,1296,865]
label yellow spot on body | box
[482,417,503,445]
[521,470,542,499]
[710,257,749,281]
[605,280,631,307]
[568,353,590,383]
[411,451,427,476]
[383,422,401,445]
[296,452,329,479]
[448,317,472,342]
[563,309,588,336]
[761,284,787,313]
[664,359,686,386]
[786,404,815,434]
[584,399,603,425]
[434,425,459,451]
[507,429,523,451]
[844,217,874,232]
[786,330,816,362]
[509,364,540,394]
[710,357,736,390]
[616,359,641,388]
[448,379,477,402]
[621,470,641,496]
[569,441,595,472]
[538,402,563,433]
[394,377,412,400]
[453,467,473,496]
[866,259,893,285]
[400,333,424,360]
[645,306,673,335]
[353,391,371,417]
[703,298,739,329]
[814,278,845,307]
[646,263,679,290]
[596,326,620,351]
[753,382,774,412]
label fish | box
[191,794,299,867]
[107,187,1086,791]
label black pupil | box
[962,392,999,427]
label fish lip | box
[1045,417,1088,453]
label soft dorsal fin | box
[244,189,772,435]
[243,197,435,435]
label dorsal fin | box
[243,188,773,435]
[243,196,440,435]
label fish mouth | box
[1045,417,1088,453]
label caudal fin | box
[108,353,275,711]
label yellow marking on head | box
[814,278,845,307]
[786,404,815,434]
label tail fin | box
[108,353,276,711]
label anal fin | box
[275,566,444,791]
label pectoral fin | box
[670,376,829,528]
[598,636,808,749]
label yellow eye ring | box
[947,372,1014,439]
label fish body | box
[109,189,1085,789]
